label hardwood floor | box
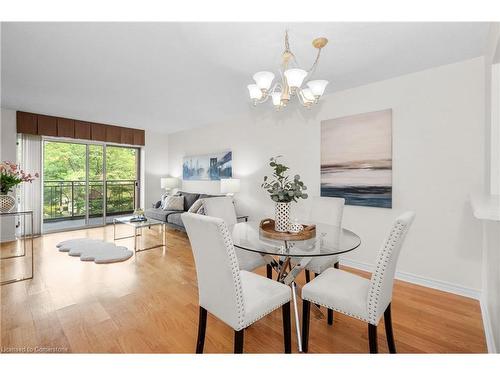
[0,225,487,353]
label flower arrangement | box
[0,161,39,194]
[261,156,308,203]
[261,156,308,232]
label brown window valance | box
[16,111,145,146]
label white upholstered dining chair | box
[301,211,415,353]
[182,213,292,353]
[203,196,272,277]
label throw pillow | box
[160,192,170,209]
[196,204,205,215]
[187,199,204,213]
[162,195,184,211]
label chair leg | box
[334,261,340,269]
[302,300,311,353]
[266,264,272,279]
[368,324,378,353]
[282,302,291,353]
[196,307,207,354]
[384,303,396,353]
[327,309,334,325]
[234,329,244,353]
[305,270,311,283]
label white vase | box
[0,194,16,213]
[275,202,291,232]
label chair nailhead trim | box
[302,297,369,323]
[242,296,292,328]
[217,221,246,330]
[367,220,407,324]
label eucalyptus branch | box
[261,156,308,203]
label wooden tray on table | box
[259,218,316,241]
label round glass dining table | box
[231,220,361,352]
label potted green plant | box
[261,156,308,232]
[0,161,39,213]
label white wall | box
[168,57,485,292]
[143,130,169,208]
[0,108,18,241]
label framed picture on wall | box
[182,151,232,181]
[320,109,392,208]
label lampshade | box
[301,88,315,103]
[220,178,240,194]
[284,68,307,88]
[307,80,329,97]
[253,71,275,91]
[271,92,282,106]
[247,84,262,100]
[161,177,179,190]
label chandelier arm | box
[256,92,271,104]
[297,89,306,106]
[307,47,322,76]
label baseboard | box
[340,258,481,300]
[480,296,497,353]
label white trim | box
[480,296,497,353]
[340,258,481,299]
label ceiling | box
[1,22,491,134]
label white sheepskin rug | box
[56,238,133,264]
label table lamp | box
[220,178,240,197]
[161,177,180,194]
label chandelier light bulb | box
[253,71,275,91]
[284,68,307,89]
[247,84,263,100]
[301,88,315,103]
[271,92,282,107]
[307,80,329,97]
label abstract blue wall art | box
[183,151,232,181]
[320,109,392,208]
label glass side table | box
[113,216,166,254]
[0,210,34,285]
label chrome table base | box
[263,241,312,353]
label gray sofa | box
[145,191,221,231]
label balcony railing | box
[43,180,137,222]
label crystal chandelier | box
[247,31,329,110]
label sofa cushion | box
[166,212,184,227]
[145,208,180,222]
[178,191,201,211]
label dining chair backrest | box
[367,211,415,324]
[181,212,245,330]
[308,196,345,227]
[203,196,237,226]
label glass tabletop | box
[113,216,164,228]
[231,221,361,257]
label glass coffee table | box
[113,216,166,254]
